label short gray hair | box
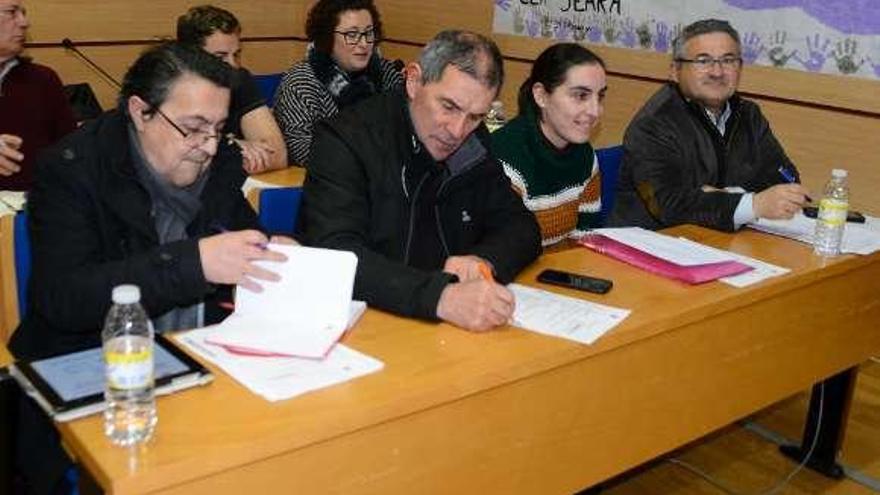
[672,19,741,61]
[418,30,504,93]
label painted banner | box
[492,0,880,80]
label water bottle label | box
[818,198,848,226]
[105,348,153,389]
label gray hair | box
[418,30,504,93]
[672,19,741,61]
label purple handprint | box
[620,18,637,48]
[572,15,588,41]
[587,15,603,43]
[767,31,797,67]
[654,21,671,53]
[540,10,553,38]
[793,34,831,72]
[494,0,511,12]
[525,9,540,38]
[554,19,572,41]
[741,32,765,65]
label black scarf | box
[308,45,386,108]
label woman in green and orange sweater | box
[492,43,607,248]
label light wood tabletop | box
[55,226,880,494]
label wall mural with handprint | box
[492,0,880,80]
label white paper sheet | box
[177,322,382,402]
[592,227,736,266]
[509,284,630,345]
[675,237,790,288]
[207,245,358,358]
[749,213,880,255]
[0,190,25,216]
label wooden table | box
[56,226,880,494]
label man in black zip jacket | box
[301,30,541,331]
[608,19,810,232]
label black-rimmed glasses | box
[675,55,743,72]
[334,28,377,46]
[153,107,220,147]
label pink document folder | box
[577,233,753,284]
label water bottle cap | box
[112,285,141,304]
[831,168,847,178]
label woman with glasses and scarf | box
[273,0,403,166]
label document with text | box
[509,284,630,345]
[749,213,880,255]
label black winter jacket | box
[10,110,259,359]
[301,91,541,319]
[608,83,797,231]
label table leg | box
[779,367,857,479]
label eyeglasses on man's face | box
[676,55,743,72]
[153,107,220,147]
[0,5,26,20]
[334,28,377,46]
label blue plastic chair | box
[596,145,624,224]
[258,187,304,236]
[13,212,30,318]
[252,73,283,107]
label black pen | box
[209,221,268,250]
[777,165,812,203]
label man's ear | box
[670,61,680,83]
[405,62,422,100]
[127,95,150,131]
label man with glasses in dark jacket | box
[609,18,810,232]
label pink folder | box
[577,233,753,284]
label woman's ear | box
[531,82,549,109]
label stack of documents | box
[177,317,381,402]
[176,244,385,401]
[579,228,753,284]
[510,284,630,345]
[749,213,880,255]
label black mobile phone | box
[802,206,866,224]
[536,269,613,294]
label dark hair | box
[518,43,605,115]
[306,0,383,54]
[419,30,504,93]
[176,5,241,47]
[118,42,235,114]
[672,19,741,61]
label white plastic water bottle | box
[813,168,849,257]
[102,285,157,446]
[484,100,507,132]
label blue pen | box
[777,165,812,202]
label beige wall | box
[22,0,880,212]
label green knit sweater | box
[491,110,602,246]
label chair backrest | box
[0,212,29,343]
[258,187,304,236]
[596,145,624,224]
[253,73,283,107]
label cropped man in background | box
[0,0,76,191]
[177,4,288,173]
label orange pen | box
[478,261,494,282]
